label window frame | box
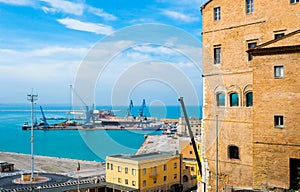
[229,92,239,107]
[290,0,299,4]
[132,168,136,175]
[118,166,122,172]
[248,42,257,61]
[274,65,284,78]
[132,180,136,186]
[274,33,285,39]
[214,7,221,21]
[274,115,284,128]
[246,0,254,14]
[214,47,221,64]
[245,92,253,107]
[216,92,225,106]
[228,145,240,159]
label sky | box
[0,0,207,106]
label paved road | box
[0,151,105,178]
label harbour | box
[0,103,201,162]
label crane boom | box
[39,106,49,128]
[139,99,146,117]
[178,97,202,177]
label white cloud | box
[178,61,194,68]
[41,0,84,16]
[162,10,199,23]
[40,0,117,21]
[57,18,114,35]
[0,0,34,6]
[87,6,117,21]
[132,45,175,55]
[157,0,207,7]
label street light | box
[27,90,38,181]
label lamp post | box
[27,90,38,181]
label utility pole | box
[216,115,219,192]
[27,90,38,181]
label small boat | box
[22,122,36,130]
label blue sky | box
[0,0,206,106]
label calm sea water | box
[0,104,201,162]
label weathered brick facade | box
[201,0,300,191]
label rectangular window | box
[191,167,195,172]
[107,163,110,170]
[274,66,284,78]
[248,42,257,61]
[125,179,128,185]
[274,115,284,128]
[217,93,225,106]
[111,164,113,170]
[214,47,221,64]
[174,174,177,179]
[246,0,254,13]
[214,7,221,20]
[274,33,285,39]
[118,178,121,183]
[118,166,122,172]
[164,176,167,181]
[174,162,177,169]
[290,0,299,4]
[143,168,146,175]
[132,168,136,175]
[153,178,157,184]
[125,167,128,174]
[132,180,136,186]
[143,180,146,187]
[163,164,167,171]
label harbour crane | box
[138,99,146,118]
[126,100,134,118]
[39,106,49,128]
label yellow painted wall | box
[106,154,181,191]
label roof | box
[0,162,14,167]
[109,152,176,161]
[248,29,300,55]
[201,0,213,10]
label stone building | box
[200,0,300,191]
[249,29,300,190]
[177,117,202,138]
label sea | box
[0,104,202,162]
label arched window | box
[216,93,225,106]
[246,92,253,107]
[228,145,239,159]
[230,93,239,106]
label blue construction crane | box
[39,106,49,128]
[127,100,134,117]
[138,99,146,118]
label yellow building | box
[180,139,202,191]
[201,0,300,191]
[106,152,182,192]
